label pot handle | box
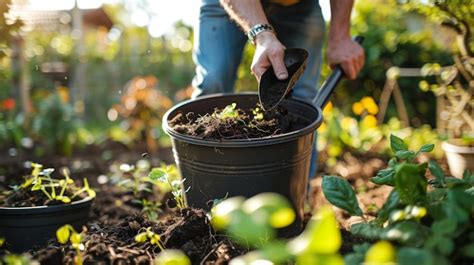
[312,36,364,109]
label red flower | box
[2,98,16,110]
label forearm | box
[329,0,354,42]
[219,0,269,32]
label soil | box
[1,185,86,207]
[0,146,460,264]
[168,105,306,140]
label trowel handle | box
[313,36,364,109]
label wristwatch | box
[247,23,276,45]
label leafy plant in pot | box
[0,163,96,252]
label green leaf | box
[344,243,371,265]
[351,222,384,240]
[419,144,434,153]
[383,221,429,246]
[394,163,427,205]
[149,168,167,181]
[56,225,71,244]
[155,249,191,265]
[429,160,445,187]
[322,176,363,216]
[437,237,454,256]
[377,190,401,221]
[460,243,474,258]
[390,134,407,153]
[397,248,433,265]
[431,219,457,235]
[371,168,395,186]
[396,150,416,161]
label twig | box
[200,242,223,265]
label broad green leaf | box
[344,243,371,265]
[210,196,245,230]
[462,170,474,182]
[437,237,454,256]
[296,253,344,265]
[322,176,363,216]
[396,150,416,161]
[260,241,292,263]
[390,134,407,153]
[371,168,395,186]
[289,206,341,255]
[383,221,429,246]
[350,222,384,240]
[431,219,457,235]
[56,225,71,244]
[460,243,474,258]
[418,143,434,153]
[149,168,167,181]
[394,163,427,205]
[377,190,400,221]
[242,193,295,229]
[397,247,433,265]
[429,160,445,187]
[364,241,396,264]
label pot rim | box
[442,140,474,154]
[0,196,94,214]
[162,93,322,147]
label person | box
[191,0,365,179]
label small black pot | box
[163,93,322,236]
[0,197,94,252]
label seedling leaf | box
[57,225,71,244]
[371,168,395,186]
[394,163,427,205]
[428,160,445,187]
[390,134,407,153]
[149,168,167,181]
[418,144,434,153]
[322,176,363,216]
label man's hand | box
[327,37,364,80]
[251,32,288,81]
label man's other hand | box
[327,37,365,80]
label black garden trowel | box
[258,36,364,111]
[258,48,308,111]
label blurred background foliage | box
[0,0,470,157]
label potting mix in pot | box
[168,102,305,140]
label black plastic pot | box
[163,93,322,236]
[0,196,94,252]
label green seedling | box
[114,161,155,197]
[137,198,162,221]
[251,105,264,121]
[2,254,39,265]
[213,103,239,120]
[322,134,474,265]
[56,225,85,265]
[149,165,189,209]
[135,227,165,251]
[19,163,95,204]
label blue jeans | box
[192,0,325,179]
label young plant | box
[149,165,188,209]
[137,198,162,221]
[135,227,165,251]
[56,225,86,265]
[210,193,344,264]
[12,163,96,205]
[113,161,155,197]
[213,103,239,120]
[322,134,474,265]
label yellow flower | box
[362,115,378,128]
[323,101,333,116]
[361,97,379,115]
[352,102,364,115]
